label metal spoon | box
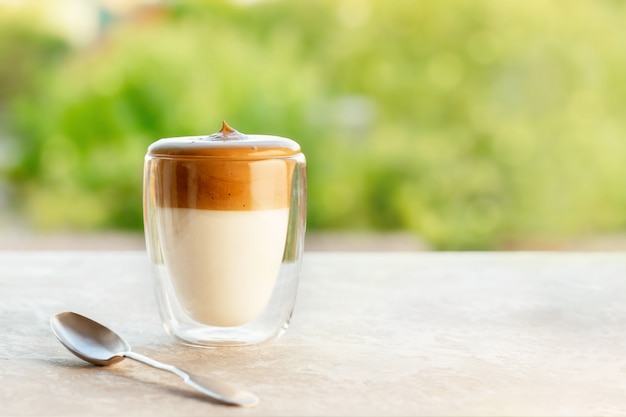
[50,311,259,407]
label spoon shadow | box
[39,356,234,406]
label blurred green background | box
[1,0,626,250]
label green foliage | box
[3,0,626,249]
[0,20,67,107]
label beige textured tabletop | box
[1,251,625,416]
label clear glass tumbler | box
[143,122,306,346]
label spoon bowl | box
[51,312,128,366]
[50,312,259,407]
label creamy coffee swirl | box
[147,122,300,211]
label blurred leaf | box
[2,0,626,248]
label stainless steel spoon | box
[50,311,259,407]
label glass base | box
[164,321,290,347]
[152,261,300,347]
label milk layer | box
[157,207,289,327]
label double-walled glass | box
[143,125,306,346]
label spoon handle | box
[123,351,259,407]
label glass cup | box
[143,122,306,346]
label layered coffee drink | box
[144,122,306,344]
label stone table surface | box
[1,251,625,416]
